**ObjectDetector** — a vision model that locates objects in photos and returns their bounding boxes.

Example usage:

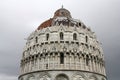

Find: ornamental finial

[61,5,63,8]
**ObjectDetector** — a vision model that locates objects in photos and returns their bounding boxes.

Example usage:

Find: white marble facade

[19,7,107,80]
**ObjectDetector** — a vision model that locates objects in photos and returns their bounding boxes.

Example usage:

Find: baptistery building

[19,7,107,80]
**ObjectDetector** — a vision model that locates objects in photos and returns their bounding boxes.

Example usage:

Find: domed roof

[53,7,72,18]
[37,18,53,30]
[37,7,72,30]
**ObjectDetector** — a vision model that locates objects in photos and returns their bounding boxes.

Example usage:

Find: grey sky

[0,0,120,80]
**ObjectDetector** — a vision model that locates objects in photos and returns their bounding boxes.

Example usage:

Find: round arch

[55,74,69,80]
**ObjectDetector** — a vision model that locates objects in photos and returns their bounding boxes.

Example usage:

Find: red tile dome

[37,7,72,30]
[37,18,53,30]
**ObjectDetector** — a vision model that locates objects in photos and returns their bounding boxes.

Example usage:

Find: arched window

[60,32,64,40]
[85,36,88,43]
[56,74,68,80]
[73,33,77,40]
[35,37,38,43]
[86,55,89,66]
[79,22,81,26]
[60,53,64,64]
[46,64,48,69]
[46,34,49,41]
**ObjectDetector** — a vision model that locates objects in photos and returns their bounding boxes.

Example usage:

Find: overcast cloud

[0,0,120,80]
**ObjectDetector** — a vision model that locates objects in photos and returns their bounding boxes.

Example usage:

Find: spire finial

[61,5,63,8]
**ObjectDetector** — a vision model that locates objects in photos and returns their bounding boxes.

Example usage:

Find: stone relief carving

[39,75,51,80]
[29,77,35,80]
[89,76,97,80]
[52,47,56,52]
[73,75,85,80]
